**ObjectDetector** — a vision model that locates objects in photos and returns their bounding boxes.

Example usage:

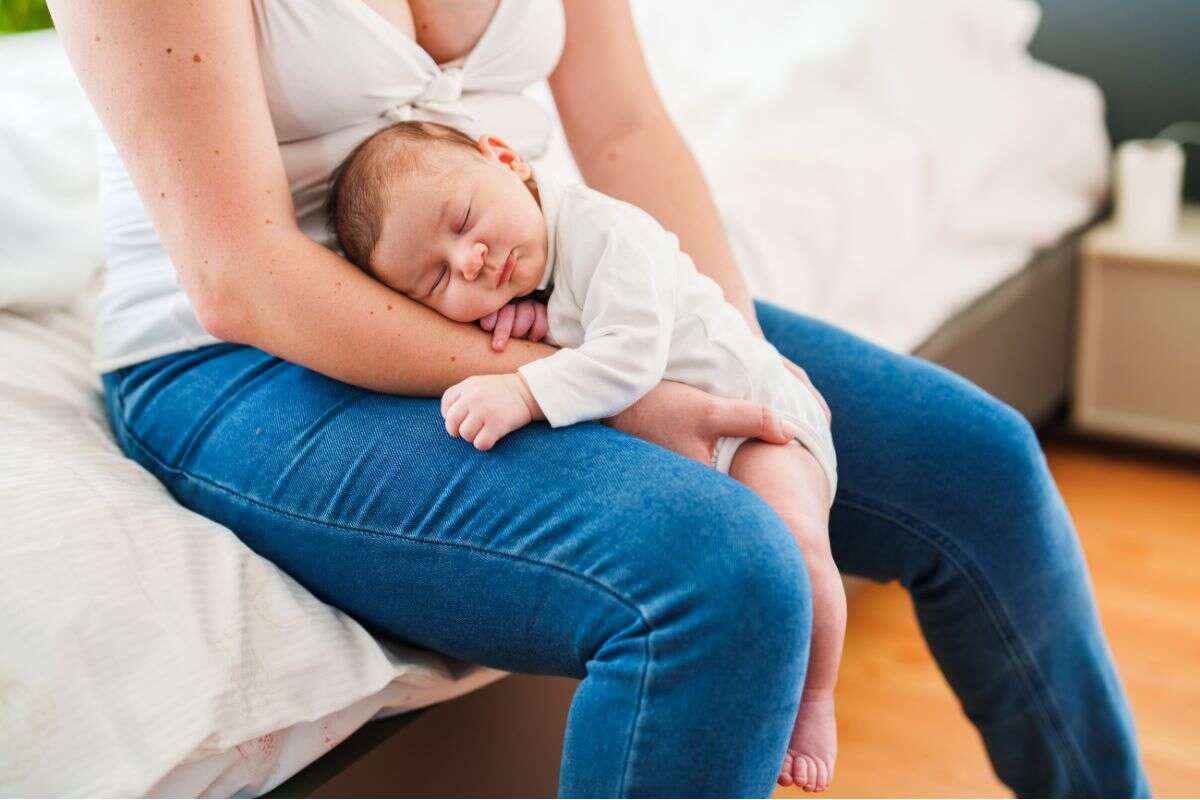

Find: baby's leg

[729,440,846,793]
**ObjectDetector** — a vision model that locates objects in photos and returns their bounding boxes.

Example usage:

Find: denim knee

[656,489,814,679]
[936,391,1081,569]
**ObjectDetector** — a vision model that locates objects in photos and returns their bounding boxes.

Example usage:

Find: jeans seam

[834,488,1100,795]
[110,374,654,796]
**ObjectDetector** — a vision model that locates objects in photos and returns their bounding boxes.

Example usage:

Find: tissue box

[1071,204,1200,453]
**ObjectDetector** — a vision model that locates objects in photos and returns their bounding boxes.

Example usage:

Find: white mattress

[0,2,1108,796]
[0,283,509,797]
[623,0,1109,353]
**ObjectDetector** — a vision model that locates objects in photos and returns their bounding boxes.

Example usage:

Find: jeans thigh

[101,343,806,681]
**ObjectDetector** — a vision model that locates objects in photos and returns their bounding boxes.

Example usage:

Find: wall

[1030,0,1200,200]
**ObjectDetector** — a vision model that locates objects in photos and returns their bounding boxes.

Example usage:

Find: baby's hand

[479,299,549,351]
[441,373,542,451]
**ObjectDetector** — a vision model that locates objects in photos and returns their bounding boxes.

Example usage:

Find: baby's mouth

[497,250,516,288]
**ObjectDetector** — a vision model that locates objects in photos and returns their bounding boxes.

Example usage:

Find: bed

[1,1,1121,795]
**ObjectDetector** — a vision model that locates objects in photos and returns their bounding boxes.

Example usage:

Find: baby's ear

[478,134,532,181]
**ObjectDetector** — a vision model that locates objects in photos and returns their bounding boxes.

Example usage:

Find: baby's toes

[813,756,832,791]
[777,752,795,787]
[791,753,811,791]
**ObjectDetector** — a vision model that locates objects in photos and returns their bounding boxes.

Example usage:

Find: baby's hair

[324,120,481,275]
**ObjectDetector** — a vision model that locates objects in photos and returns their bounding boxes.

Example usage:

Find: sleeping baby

[326,120,844,793]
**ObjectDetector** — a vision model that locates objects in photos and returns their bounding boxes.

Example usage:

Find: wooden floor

[774,434,1200,798]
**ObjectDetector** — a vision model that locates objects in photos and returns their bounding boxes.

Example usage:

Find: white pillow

[0,29,104,312]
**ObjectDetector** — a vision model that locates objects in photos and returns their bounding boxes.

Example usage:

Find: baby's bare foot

[777,688,837,792]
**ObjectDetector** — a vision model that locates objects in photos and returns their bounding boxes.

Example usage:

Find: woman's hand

[479,299,549,352]
[604,380,798,467]
[781,357,832,426]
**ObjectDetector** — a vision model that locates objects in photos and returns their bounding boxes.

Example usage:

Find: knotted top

[87,0,566,370]
[251,0,565,242]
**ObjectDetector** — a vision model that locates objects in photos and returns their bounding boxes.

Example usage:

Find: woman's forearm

[217,233,559,396]
[571,119,763,336]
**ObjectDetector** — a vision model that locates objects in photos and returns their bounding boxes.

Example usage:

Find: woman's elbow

[180,258,251,343]
[194,285,248,343]
[179,235,282,343]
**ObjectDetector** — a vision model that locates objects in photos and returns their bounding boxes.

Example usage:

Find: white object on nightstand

[1071,204,1200,453]
[1113,138,1185,243]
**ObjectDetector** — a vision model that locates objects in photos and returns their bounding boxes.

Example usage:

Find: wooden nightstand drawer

[1072,207,1200,453]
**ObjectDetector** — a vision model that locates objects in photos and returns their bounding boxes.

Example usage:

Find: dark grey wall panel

[1029,0,1200,200]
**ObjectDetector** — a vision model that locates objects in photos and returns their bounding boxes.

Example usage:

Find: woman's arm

[49,0,555,396]
[51,1,799,455]
[549,0,764,337]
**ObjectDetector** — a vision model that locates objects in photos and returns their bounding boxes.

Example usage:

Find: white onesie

[517,170,838,506]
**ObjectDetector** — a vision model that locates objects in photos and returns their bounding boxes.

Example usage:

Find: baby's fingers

[443,397,469,438]
[529,302,549,342]
[459,411,486,443]
[511,301,536,339]
[472,425,501,451]
[491,304,516,352]
[479,310,499,332]
[441,385,462,417]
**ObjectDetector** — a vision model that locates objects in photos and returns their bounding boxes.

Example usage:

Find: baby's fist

[440,373,539,451]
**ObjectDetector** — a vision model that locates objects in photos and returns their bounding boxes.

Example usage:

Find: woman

[51,1,1149,796]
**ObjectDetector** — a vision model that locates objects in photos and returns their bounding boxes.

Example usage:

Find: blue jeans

[100,299,1150,798]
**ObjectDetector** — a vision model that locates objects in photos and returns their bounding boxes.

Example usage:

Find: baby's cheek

[433,296,470,323]
[445,294,496,324]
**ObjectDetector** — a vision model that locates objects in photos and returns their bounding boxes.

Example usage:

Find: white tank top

[89,0,566,373]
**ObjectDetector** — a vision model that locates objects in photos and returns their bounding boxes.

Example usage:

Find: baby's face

[369,143,548,323]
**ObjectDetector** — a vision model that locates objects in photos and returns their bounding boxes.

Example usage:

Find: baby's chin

[470,295,519,323]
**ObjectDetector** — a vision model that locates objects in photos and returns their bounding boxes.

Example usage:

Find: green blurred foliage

[0,0,53,33]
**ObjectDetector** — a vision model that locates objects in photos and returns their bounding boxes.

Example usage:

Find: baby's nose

[461,244,487,280]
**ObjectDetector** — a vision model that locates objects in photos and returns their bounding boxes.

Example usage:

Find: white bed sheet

[0,279,508,798]
[1,1,1109,795]
[630,0,1109,353]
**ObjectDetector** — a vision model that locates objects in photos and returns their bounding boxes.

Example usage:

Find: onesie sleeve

[518,212,677,428]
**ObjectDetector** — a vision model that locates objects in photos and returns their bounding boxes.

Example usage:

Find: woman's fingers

[707,397,794,444]
[490,304,516,351]
[511,300,536,338]
[782,357,832,425]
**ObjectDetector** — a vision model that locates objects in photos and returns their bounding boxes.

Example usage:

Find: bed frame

[266,1,1200,794]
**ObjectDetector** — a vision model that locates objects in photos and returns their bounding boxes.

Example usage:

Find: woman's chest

[254,0,564,173]
[360,0,501,64]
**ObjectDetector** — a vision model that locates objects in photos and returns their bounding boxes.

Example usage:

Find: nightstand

[1071,204,1200,453]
